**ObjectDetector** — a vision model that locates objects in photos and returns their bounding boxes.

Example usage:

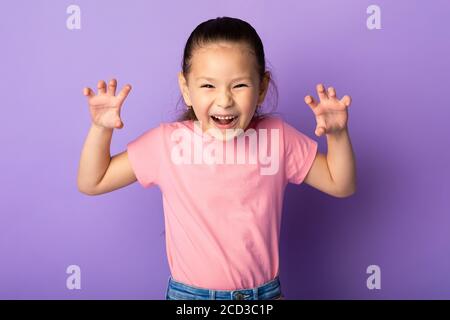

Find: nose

[215,88,233,108]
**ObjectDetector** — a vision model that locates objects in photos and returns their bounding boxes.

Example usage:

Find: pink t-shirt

[127,115,318,290]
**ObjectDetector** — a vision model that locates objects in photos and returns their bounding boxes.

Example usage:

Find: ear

[257,71,270,106]
[178,71,193,106]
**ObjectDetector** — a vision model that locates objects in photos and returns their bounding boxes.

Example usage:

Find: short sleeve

[127,124,163,188]
[283,121,318,185]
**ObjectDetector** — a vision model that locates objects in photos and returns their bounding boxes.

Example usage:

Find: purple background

[1,0,449,299]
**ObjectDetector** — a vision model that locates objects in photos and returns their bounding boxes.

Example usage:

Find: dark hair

[175,16,279,122]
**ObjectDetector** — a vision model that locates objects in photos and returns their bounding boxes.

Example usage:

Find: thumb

[315,126,325,137]
[114,118,124,129]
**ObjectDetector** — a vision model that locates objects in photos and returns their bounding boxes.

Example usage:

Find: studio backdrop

[1,0,449,299]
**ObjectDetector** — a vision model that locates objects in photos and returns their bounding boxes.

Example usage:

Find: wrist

[92,123,114,133]
[326,127,348,140]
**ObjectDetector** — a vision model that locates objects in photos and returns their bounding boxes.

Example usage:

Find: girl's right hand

[83,79,132,129]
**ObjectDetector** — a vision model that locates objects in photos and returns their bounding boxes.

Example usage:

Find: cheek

[242,88,259,100]
[238,91,259,108]
[191,94,211,110]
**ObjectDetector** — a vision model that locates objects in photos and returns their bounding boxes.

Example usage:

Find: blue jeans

[165,276,284,300]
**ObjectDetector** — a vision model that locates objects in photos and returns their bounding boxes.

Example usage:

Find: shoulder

[253,114,285,130]
[136,120,192,138]
[128,121,173,146]
[160,120,194,132]
[253,114,304,140]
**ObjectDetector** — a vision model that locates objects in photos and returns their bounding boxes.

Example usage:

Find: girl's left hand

[304,84,352,137]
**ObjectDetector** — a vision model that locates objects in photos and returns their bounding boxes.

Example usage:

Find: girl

[77,17,356,300]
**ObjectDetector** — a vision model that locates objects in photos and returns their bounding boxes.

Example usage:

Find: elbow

[337,189,356,198]
[77,186,98,196]
[77,180,100,196]
[333,184,357,198]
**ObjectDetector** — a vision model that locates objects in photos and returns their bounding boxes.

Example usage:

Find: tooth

[211,115,237,122]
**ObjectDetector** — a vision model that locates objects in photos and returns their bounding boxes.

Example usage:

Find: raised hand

[83,79,132,129]
[304,84,352,137]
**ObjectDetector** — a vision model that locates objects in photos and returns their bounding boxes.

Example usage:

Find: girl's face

[178,41,269,139]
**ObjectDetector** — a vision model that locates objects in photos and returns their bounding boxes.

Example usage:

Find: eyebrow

[196,76,252,82]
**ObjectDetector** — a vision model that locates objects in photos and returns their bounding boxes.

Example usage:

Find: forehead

[190,41,257,80]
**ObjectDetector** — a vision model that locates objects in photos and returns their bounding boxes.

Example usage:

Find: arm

[325,129,356,196]
[77,78,136,195]
[77,124,136,195]
[303,84,356,198]
[304,129,356,197]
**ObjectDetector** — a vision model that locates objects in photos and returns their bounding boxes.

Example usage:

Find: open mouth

[210,115,239,128]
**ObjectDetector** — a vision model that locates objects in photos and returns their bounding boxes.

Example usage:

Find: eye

[234,84,248,88]
[200,84,214,88]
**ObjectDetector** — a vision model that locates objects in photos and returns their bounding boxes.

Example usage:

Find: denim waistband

[165,276,282,300]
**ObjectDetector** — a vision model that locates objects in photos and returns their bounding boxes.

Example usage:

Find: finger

[83,87,95,98]
[315,126,326,137]
[115,118,124,129]
[97,80,107,95]
[107,78,117,96]
[340,95,352,107]
[117,84,132,105]
[314,117,327,137]
[304,95,318,110]
[316,83,328,101]
[327,86,337,99]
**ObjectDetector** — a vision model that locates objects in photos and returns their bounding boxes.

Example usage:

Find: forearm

[77,124,114,192]
[326,128,357,196]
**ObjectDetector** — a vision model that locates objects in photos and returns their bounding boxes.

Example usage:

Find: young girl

[77,17,356,300]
